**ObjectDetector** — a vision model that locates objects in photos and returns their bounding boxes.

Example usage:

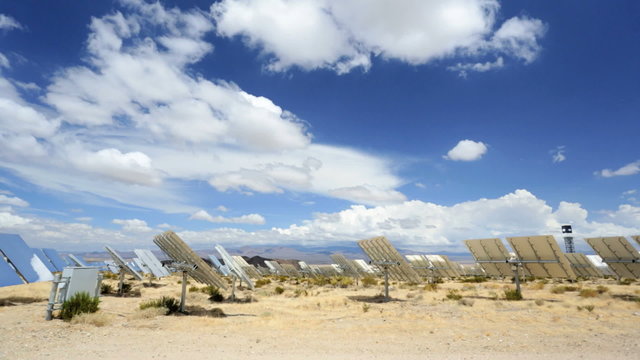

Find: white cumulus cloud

[112,218,152,232]
[444,139,488,161]
[212,0,546,74]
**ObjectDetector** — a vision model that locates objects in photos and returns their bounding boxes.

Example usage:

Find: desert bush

[596,285,609,294]
[120,282,132,294]
[199,286,224,302]
[503,289,523,301]
[328,276,353,288]
[423,283,439,292]
[460,276,487,283]
[446,290,462,300]
[255,278,271,288]
[102,272,118,280]
[188,285,199,293]
[310,276,331,286]
[618,278,633,286]
[528,281,545,290]
[534,299,545,306]
[60,292,100,321]
[584,304,595,312]
[100,283,113,295]
[579,288,599,298]
[551,286,566,294]
[139,296,180,315]
[563,285,579,292]
[488,291,498,300]
[274,286,285,295]
[458,298,474,307]
[277,276,288,282]
[461,284,476,292]
[294,289,308,297]
[361,276,378,287]
[362,303,370,313]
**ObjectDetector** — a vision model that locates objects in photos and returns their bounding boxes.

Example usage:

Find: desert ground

[0,275,638,360]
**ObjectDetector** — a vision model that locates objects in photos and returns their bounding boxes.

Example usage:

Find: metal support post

[512,265,521,296]
[45,273,61,321]
[179,270,188,313]
[231,275,237,301]
[383,266,389,301]
[118,269,125,296]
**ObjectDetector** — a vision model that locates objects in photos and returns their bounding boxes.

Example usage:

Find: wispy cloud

[550,146,566,163]
[596,160,640,178]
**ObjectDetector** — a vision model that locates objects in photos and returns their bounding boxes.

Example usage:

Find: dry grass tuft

[579,288,599,298]
[70,312,113,327]
[0,296,47,306]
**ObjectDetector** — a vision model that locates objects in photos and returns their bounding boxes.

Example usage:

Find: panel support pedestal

[179,270,188,313]
[118,269,125,296]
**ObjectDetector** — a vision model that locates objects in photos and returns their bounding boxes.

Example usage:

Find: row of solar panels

[355,235,640,283]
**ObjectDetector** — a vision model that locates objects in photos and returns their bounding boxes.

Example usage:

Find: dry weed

[70,312,113,327]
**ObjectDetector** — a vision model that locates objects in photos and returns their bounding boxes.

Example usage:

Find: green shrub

[584,305,595,312]
[188,285,199,293]
[311,276,331,286]
[294,289,308,297]
[563,285,579,292]
[60,292,100,321]
[139,296,180,315]
[361,276,378,287]
[446,290,462,300]
[460,276,487,283]
[362,303,370,313]
[579,288,598,298]
[503,289,523,301]
[100,283,113,295]
[550,286,566,294]
[596,285,609,294]
[255,278,271,288]
[274,286,285,295]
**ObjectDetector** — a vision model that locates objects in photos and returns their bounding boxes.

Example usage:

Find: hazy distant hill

[69,245,473,264]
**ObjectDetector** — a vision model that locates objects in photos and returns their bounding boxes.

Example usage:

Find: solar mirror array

[215,244,254,290]
[0,233,54,286]
[358,236,421,300]
[464,238,514,277]
[154,231,228,312]
[330,253,361,279]
[232,255,262,279]
[564,252,603,278]
[506,236,576,279]
[154,231,227,289]
[105,246,144,281]
[208,255,231,276]
[134,249,170,278]
[585,237,640,279]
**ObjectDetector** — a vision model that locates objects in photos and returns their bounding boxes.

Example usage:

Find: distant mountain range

[70,244,474,264]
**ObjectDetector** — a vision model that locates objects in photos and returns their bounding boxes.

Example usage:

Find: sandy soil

[0,276,638,360]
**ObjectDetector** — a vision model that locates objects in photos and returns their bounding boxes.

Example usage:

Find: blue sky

[0,0,638,252]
